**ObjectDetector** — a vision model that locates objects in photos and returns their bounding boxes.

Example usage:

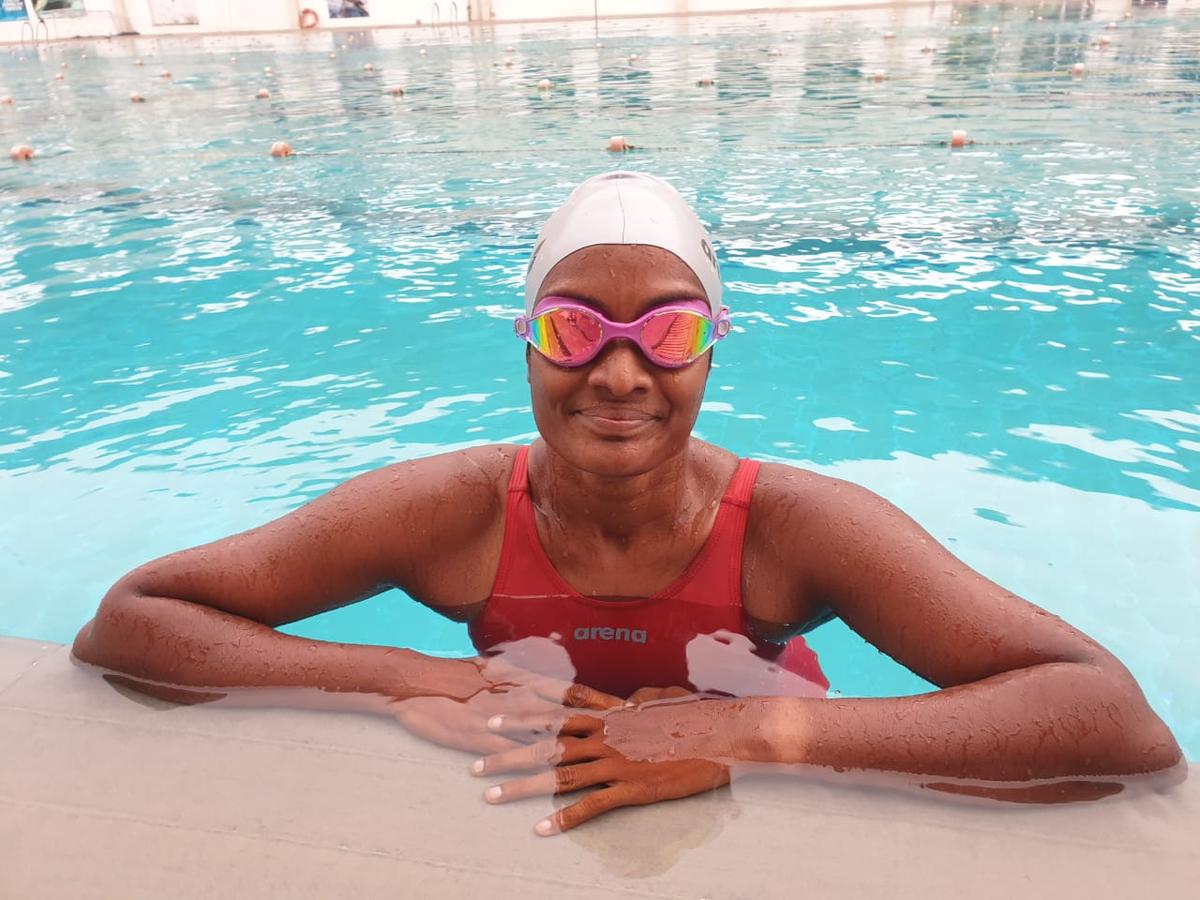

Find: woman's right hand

[386,656,626,755]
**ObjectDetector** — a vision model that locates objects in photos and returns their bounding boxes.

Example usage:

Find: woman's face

[528,244,713,477]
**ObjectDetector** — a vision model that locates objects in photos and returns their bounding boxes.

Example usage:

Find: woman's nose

[586,340,653,395]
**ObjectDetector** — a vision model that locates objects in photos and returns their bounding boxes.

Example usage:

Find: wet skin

[72,245,1183,836]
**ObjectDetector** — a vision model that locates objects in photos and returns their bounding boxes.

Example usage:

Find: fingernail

[535,818,556,836]
[488,715,504,730]
[484,785,503,803]
[472,759,485,775]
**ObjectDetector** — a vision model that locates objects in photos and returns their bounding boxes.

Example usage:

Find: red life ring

[299,8,319,29]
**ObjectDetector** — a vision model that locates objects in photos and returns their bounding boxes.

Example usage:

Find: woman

[72,172,1182,837]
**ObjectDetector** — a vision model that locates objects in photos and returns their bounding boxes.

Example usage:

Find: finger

[462,732,524,755]
[532,679,626,711]
[473,736,600,777]
[392,708,521,755]
[624,691,691,710]
[486,711,601,739]
[484,759,618,804]
[497,669,618,709]
[534,785,639,836]
[626,686,692,704]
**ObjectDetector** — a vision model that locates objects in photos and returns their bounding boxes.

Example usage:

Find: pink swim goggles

[514,298,731,369]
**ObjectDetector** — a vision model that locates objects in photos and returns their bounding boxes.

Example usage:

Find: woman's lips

[576,408,656,433]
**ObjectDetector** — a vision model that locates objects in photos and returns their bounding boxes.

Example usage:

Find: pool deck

[2,635,1197,899]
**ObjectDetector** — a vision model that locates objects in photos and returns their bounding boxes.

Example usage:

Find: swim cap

[524,172,722,315]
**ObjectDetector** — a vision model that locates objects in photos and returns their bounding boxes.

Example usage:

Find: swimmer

[606,135,633,152]
[269,141,293,157]
[72,172,1182,837]
[9,144,33,160]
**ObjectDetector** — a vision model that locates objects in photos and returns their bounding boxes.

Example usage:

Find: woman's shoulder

[375,443,523,512]
[359,444,524,608]
[751,458,869,497]
[381,442,521,476]
[746,459,882,536]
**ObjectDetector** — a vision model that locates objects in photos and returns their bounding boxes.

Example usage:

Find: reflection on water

[557,780,739,878]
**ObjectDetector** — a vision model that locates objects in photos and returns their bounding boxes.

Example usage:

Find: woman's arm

[737,467,1182,781]
[71,446,509,710]
[733,663,1181,782]
[73,590,483,711]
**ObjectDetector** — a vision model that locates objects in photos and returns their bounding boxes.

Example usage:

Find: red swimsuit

[468,446,828,699]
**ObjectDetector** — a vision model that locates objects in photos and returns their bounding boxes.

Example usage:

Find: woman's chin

[561,428,683,477]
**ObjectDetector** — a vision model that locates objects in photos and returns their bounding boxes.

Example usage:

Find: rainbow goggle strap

[514,299,732,369]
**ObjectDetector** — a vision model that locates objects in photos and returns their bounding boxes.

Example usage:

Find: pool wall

[3,635,1197,898]
[0,0,1139,44]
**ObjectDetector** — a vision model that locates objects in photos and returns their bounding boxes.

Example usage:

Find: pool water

[1,4,1197,756]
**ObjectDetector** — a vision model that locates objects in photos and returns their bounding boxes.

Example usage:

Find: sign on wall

[3,0,88,17]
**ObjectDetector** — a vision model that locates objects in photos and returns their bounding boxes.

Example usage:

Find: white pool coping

[2,635,1197,898]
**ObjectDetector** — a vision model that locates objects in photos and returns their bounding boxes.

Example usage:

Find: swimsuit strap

[507,443,531,494]
[487,445,534,598]
[723,456,761,510]
[721,458,761,607]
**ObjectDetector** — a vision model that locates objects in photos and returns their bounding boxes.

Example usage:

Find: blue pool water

[1,4,1197,756]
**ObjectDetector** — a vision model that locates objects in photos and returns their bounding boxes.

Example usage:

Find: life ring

[298,8,319,29]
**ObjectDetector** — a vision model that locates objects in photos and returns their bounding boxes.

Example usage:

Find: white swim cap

[524,171,722,315]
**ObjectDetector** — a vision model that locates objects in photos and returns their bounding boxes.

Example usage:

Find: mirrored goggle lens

[641,310,715,366]
[528,307,604,365]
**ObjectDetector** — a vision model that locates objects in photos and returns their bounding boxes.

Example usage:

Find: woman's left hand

[471,695,743,835]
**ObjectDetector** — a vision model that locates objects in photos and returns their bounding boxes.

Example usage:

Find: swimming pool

[1,3,1197,758]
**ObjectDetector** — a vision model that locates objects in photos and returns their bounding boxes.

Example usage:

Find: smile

[576,410,657,434]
